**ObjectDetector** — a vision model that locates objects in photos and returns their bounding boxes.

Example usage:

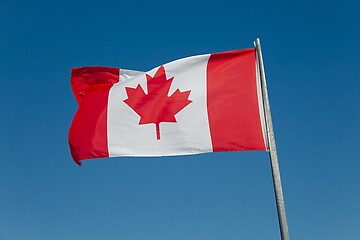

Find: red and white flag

[69,48,268,165]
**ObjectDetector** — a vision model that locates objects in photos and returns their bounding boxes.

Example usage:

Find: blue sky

[1,0,359,239]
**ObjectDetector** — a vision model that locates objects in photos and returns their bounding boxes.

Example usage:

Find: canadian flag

[69,48,268,165]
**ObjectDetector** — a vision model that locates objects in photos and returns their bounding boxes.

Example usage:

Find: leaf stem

[156,123,160,140]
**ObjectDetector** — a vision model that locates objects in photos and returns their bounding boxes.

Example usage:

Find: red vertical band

[69,67,119,165]
[206,49,266,152]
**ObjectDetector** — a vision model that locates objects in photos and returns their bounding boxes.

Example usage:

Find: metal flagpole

[254,38,290,240]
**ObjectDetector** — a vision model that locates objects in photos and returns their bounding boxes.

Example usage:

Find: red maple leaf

[123,66,192,140]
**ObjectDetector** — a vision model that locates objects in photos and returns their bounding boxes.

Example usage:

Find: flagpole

[254,38,290,240]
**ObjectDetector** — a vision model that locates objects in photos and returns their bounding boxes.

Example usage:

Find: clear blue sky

[1,0,359,239]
